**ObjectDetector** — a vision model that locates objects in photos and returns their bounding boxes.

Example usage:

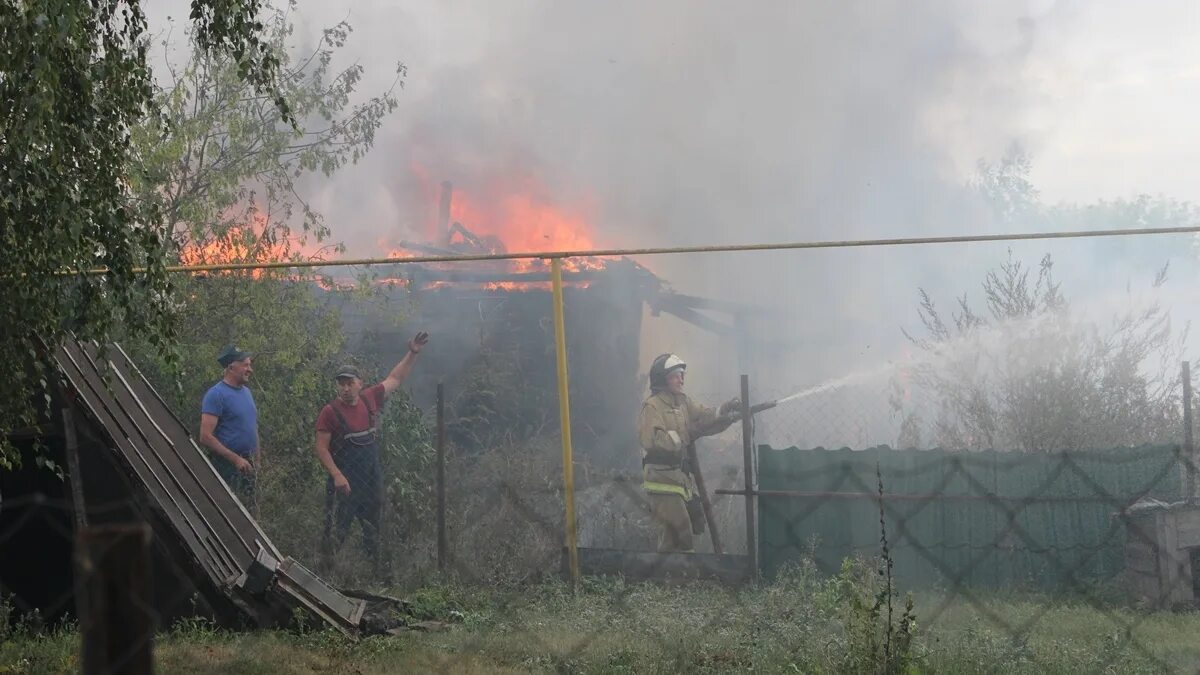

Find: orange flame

[176,211,342,282]
[447,191,597,253]
[383,166,618,291]
[178,213,298,278]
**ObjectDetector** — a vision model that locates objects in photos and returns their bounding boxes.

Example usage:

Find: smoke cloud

[146,1,1200,446]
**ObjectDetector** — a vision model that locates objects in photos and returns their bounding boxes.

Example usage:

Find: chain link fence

[4,247,1200,672]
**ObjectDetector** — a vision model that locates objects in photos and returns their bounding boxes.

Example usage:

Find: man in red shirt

[315,331,429,569]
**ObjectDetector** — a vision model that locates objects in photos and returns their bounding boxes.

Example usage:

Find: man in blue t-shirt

[200,344,260,505]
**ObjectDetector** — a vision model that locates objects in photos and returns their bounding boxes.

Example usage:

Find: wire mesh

[4,245,1200,672]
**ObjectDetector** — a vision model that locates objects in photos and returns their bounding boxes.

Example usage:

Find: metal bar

[739,375,756,580]
[551,259,580,587]
[713,488,1151,505]
[436,381,447,572]
[60,224,1200,275]
[1184,361,1195,501]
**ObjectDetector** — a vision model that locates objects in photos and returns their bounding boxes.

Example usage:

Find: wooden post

[740,374,757,579]
[436,381,447,572]
[62,404,88,530]
[1184,361,1195,502]
[77,523,154,675]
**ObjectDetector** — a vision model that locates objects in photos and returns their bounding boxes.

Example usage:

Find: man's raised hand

[409,331,430,354]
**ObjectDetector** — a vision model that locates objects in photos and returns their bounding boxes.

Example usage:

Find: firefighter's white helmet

[649,353,686,392]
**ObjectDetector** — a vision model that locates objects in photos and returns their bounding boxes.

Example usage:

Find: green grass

[4,568,1200,674]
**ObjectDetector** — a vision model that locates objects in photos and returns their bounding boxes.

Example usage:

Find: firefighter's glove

[666,430,682,448]
[719,397,741,416]
[686,497,706,535]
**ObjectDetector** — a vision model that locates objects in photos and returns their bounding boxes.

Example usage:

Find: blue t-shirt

[201,381,259,457]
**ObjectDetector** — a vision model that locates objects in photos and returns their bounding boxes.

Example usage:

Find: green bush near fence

[757,445,1185,593]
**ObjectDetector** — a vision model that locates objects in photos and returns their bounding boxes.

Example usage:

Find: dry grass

[5,570,1200,674]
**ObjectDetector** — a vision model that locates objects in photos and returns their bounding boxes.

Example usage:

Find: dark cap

[333,364,360,380]
[217,345,252,367]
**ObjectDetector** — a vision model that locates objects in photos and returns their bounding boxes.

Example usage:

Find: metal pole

[713,488,1146,505]
[67,224,1200,276]
[436,381,447,572]
[739,375,757,579]
[551,258,580,586]
[1184,361,1195,501]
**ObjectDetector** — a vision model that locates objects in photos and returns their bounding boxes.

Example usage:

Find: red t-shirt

[316,383,387,436]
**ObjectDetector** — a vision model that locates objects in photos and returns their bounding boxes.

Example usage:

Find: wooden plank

[56,339,367,636]
[56,342,234,582]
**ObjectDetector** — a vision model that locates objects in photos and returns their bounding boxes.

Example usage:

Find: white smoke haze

[143,1,1200,446]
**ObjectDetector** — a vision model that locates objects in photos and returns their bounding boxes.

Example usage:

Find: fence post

[62,402,88,530]
[436,381,447,572]
[740,374,758,580]
[1183,361,1195,502]
[77,523,154,675]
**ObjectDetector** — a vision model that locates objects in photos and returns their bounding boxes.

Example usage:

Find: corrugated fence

[757,445,1185,592]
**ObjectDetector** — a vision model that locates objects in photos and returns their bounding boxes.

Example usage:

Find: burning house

[328,181,750,473]
[337,255,657,471]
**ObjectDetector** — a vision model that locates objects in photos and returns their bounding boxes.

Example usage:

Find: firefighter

[638,353,740,552]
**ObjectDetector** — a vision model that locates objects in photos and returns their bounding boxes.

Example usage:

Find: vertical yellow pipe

[551,257,580,586]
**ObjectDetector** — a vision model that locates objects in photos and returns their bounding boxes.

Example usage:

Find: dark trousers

[324,446,383,563]
[213,454,256,509]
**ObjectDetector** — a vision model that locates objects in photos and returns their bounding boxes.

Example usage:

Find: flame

[402,161,602,253]
[178,213,301,279]
[381,166,619,292]
[447,191,597,254]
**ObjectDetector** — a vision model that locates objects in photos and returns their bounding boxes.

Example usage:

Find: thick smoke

[147,1,1200,447]
[290,3,1072,397]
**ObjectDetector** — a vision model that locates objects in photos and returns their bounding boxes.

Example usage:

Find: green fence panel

[757,445,1184,592]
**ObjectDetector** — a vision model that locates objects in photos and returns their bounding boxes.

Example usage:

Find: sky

[144,1,1200,445]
